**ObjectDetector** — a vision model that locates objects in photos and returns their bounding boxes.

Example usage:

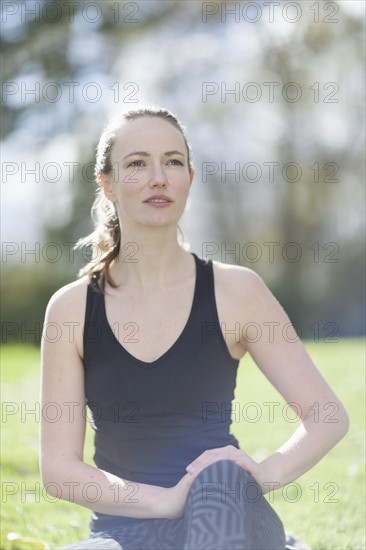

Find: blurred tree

[1,0,364,343]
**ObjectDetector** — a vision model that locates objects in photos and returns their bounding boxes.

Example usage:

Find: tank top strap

[83,274,104,365]
[191,252,220,326]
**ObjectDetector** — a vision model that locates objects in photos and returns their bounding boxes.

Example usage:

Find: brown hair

[74,107,193,293]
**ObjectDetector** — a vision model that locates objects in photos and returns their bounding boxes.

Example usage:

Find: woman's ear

[189,171,195,185]
[98,172,116,203]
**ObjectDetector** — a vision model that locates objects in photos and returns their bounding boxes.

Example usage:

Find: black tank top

[83,252,240,529]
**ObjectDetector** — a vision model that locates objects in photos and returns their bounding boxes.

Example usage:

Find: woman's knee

[189,460,262,502]
[193,459,256,484]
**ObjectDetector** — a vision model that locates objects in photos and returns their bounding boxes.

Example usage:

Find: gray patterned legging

[58,460,286,550]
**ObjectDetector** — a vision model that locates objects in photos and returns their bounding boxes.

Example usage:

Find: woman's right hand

[161,471,199,519]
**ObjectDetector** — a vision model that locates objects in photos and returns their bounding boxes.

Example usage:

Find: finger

[187,457,226,476]
[186,450,220,470]
[187,446,228,465]
[186,460,205,472]
[186,446,243,474]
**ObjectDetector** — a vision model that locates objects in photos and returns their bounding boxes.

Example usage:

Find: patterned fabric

[58,460,286,550]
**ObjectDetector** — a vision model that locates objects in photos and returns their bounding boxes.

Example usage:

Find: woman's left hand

[185,445,262,488]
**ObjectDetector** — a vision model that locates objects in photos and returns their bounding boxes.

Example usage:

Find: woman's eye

[127,160,144,168]
[167,159,184,166]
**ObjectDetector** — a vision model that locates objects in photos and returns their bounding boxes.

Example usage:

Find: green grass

[0,340,365,549]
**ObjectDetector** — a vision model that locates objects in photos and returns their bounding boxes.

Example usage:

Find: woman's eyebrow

[123,151,150,160]
[165,150,185,157]
[123,150,185,160]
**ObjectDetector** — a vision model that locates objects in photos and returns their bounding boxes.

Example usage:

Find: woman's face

[101,116,193,230]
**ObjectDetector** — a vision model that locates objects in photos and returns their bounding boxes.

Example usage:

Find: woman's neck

[109,227,191,291]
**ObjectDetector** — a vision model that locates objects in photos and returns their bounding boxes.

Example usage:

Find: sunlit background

[1,0,365,341]
[1,2,365,549]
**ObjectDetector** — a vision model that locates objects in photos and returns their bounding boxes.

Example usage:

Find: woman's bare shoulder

[211,260,273,323]
[45,276,90,321]
[212,259,264,290]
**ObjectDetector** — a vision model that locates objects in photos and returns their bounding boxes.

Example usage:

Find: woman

[40,107,349,550]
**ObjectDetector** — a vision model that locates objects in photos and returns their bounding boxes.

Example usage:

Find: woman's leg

[182,459,286,550]
[57,518,184,550]
[57,460,288,550]
[57,534,123,549]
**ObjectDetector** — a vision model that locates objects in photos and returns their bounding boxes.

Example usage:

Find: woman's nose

[149,164,168,186]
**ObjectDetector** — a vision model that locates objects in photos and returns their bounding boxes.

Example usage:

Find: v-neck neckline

[100,252,199,368]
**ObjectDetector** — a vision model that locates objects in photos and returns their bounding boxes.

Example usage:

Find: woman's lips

[144,199,172,208]
[143,196,173,207]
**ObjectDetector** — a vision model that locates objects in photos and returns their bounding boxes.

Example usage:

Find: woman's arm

[186,267,349,494]
[40,282,187,518]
